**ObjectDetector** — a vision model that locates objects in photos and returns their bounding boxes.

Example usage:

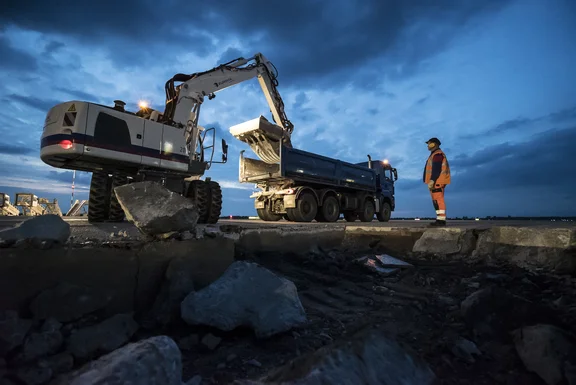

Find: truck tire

[287,192,317,222]
[206,180,222,224]
[377,202,392,222]
[108,174,129,222]
[343,211,357,222]
[316,195,340,222]
[358,199,375,222]
[257,207,282,221]
[88,171,112,222]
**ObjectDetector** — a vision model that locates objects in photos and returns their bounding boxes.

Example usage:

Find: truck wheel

[316,195,340,222]
[288,192,317,222]
[377,202,392,222]
[88,171,112,223]
[343,211,357,222]
[206,181,222,224]
[108,174,129,222]
[257,207,282,221]
[358,199,375,222]
[188,180,210,223]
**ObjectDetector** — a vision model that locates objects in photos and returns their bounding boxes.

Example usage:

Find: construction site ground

[1,216,575,384]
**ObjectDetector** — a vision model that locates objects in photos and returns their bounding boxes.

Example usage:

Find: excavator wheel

[206,180,223,224]
[188,180,210,223]
[88,171,112,223]
[108,174,130,222]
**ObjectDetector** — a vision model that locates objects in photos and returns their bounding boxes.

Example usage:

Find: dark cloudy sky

[1,0,575,218]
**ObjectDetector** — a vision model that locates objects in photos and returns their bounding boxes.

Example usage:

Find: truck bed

[239,145,376,191]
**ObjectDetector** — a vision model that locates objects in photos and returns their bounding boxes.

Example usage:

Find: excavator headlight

[59,140,73,150]
[383,159,389,164]
[138,100,149,109]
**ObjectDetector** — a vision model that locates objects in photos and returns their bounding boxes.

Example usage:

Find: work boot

[428,220,446,227]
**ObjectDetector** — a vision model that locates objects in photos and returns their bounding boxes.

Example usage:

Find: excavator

[40,53,294,223]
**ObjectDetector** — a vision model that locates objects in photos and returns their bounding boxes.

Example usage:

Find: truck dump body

[240,145,376,191]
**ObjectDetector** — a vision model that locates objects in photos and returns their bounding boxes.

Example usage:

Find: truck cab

[355,159,398,221]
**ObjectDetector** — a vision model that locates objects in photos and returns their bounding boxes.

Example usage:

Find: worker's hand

[428,180,435,190]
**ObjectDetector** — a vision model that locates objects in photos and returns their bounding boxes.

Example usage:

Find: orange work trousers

[430,184,446,221]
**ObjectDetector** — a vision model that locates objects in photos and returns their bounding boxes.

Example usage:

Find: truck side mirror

[392,168,398,181]
[222,139,228,162]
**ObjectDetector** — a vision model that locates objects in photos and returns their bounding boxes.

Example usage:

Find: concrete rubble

[0,215,70,248]
[412,228,476,256]
[114,181,199,236]
[513,324,576,385]
[181,261,307,338]
[234,328,436,385]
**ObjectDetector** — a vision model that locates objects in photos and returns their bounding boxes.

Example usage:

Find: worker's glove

[428,180,435,190]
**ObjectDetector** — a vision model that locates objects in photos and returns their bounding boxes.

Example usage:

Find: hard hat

[426,137,441,146]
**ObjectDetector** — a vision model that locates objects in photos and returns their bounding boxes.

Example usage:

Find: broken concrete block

[14,364,53,385]
[0,310,32,356]
[0,215,70,247]
[29,282,112,323]
[413,228,476,256]
[513,324,576,385]
[21,321,64,362]
[38,353,74,377]
[51,336,182,385]
[235,328,435,385]
[66,313,139,360]
[114,181,199,236]
[181,261,307,338]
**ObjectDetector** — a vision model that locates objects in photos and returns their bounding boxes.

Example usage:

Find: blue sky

[1,0,575,217]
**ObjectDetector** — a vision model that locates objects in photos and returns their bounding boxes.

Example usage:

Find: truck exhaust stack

[229,116,293,164]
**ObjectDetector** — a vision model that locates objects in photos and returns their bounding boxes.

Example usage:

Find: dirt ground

[146,247,576,385]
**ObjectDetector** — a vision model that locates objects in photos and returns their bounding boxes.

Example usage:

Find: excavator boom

[162,53,293,164]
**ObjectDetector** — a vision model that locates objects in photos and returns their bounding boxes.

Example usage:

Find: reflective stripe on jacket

[423,149,451,185]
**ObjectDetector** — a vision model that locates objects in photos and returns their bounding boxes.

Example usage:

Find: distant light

[475,218,480,221]
[229,215,232,219]
[138,100,149,109]
[383,159,389,164]
[59,140,73,149]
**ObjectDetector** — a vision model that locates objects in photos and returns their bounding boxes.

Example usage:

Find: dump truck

[0,193,20,216]
[235,120,398,223]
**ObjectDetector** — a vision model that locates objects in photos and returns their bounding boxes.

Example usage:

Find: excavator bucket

[229,115,292,164]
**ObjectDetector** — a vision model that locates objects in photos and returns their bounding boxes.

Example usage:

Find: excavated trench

[0,221,575,384]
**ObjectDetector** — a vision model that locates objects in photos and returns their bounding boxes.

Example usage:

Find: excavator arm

[162,53,293,163]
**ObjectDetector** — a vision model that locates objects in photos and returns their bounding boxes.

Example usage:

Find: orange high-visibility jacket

[423,149,451,185]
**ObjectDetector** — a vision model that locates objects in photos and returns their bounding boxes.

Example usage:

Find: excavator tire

[88,171,112,223]
[188,180,210,223]
[206,180,223,224]
[108,174,129,222]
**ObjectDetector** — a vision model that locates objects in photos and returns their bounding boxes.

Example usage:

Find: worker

[423,137,451,226]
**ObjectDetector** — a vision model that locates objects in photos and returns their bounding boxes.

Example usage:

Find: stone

[0,215,70,247]
[201,334,221,351]
[181,261,307,338]
[451,337,482,364]
[412,228,476,256]
[0,310,32,356]
[142,257,196,328]
[114,181,199,236]
[51,336,182,385]
[66,313,139,360]
[177,334,199,351]
[14,364,53,385]
[185,375,202,385]
[235,328,435,385]
[29,282,112,323]
[21,324,63,362]
[460,287,555,339]
[513,324,576,385]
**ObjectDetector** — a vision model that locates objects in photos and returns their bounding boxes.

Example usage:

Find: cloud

[6,94,63,112]
[0,36,37,72]
[0,144,34,155]
[218,180,254,191]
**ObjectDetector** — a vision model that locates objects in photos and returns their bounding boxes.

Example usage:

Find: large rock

[51,336,182,385]
[0,215,70,247]
[21,319,63,362]
[474,226,576,274]
[460,287,554,339]
[114,181,199,236]
[66,313,139,360]
[236,327,435,385]
[29,282,112,323]
[0,311,32,356]
[412,228,476,256]
[181,261,307,338]
[513,324,576,385]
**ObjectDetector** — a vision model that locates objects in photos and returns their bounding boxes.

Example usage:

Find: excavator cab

[229,115,292,164]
